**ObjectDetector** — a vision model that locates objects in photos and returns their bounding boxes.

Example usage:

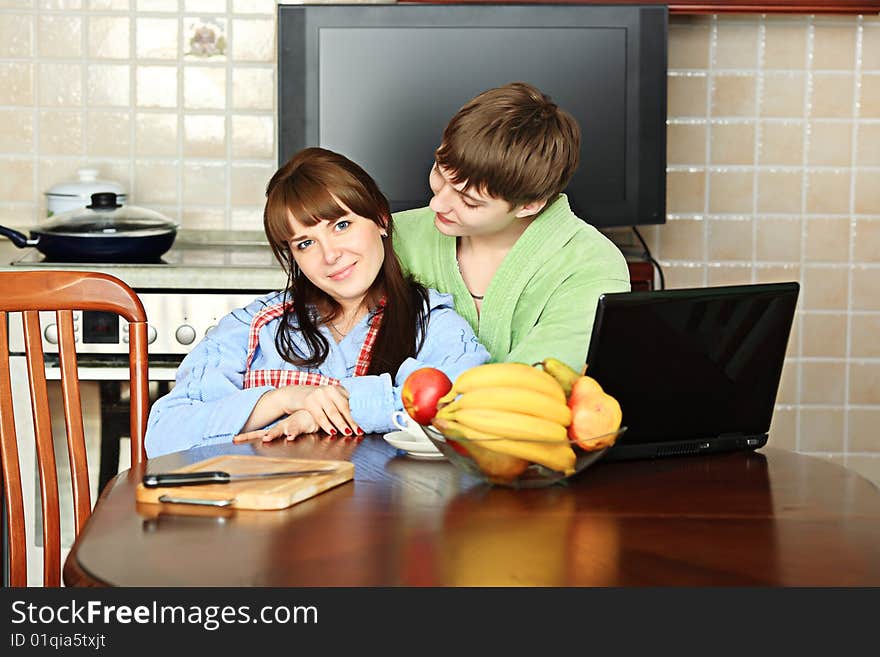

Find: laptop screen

[585,283,799,447]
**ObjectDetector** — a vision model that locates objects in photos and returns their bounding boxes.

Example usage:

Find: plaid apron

[243,299,385,389]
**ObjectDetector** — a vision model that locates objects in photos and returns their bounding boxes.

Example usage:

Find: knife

[142,468,338,488]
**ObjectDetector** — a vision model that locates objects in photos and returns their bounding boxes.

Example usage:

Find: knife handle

[142,471,231,488]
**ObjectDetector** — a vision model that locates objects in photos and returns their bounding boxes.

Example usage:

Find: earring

[380,232,388,238]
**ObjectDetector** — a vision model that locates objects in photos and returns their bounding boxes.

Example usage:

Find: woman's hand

[283,384,362,437]
[233,409,318,443]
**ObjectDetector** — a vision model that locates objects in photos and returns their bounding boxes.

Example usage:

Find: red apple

[402,368,453,425]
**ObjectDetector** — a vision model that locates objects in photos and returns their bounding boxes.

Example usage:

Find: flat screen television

[278,4,667,228]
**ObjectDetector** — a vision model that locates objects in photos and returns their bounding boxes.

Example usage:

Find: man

[393,82,630,371]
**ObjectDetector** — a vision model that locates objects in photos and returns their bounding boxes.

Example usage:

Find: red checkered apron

[242,299,385,389]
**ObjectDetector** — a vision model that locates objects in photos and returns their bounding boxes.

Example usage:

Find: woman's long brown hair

[263,147,429,376]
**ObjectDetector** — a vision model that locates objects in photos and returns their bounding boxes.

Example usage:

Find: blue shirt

[145,289,489,457]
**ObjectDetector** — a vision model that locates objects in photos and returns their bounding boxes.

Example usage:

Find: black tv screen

[278,4,667,228]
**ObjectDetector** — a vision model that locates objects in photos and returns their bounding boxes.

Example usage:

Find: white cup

[391,410,429,442]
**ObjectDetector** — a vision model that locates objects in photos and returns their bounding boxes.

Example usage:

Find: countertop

[0,230,288,292]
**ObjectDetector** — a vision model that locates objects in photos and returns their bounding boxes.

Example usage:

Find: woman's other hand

[284,384,362,437]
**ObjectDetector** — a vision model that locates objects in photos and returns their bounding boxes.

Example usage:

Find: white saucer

[382,430,445,460]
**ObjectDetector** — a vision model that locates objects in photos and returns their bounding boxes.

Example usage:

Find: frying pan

[0,193,178,262]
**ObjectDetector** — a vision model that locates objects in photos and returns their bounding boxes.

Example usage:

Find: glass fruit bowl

[421,424,627,489]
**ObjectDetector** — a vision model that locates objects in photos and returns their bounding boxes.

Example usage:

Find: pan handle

[0,225,39,248]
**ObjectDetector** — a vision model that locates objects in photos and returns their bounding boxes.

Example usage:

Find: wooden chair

[0,271,149,586]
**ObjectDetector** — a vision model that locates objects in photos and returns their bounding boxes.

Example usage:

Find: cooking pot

[0,193,178,262]
[45,168,127,218]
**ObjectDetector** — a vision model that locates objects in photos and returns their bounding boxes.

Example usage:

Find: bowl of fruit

[402,360,626,489]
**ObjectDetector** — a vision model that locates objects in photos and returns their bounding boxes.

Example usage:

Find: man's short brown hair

[435,82,581,208]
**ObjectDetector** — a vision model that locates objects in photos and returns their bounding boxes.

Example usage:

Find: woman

[145,148,488,458]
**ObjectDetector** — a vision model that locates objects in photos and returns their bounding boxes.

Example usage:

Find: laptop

[585,282,799,462]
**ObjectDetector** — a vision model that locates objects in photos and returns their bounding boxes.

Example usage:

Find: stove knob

[44,324,58,344]
[205,325,216,336]
[175,324,196,345]
[147,325,157,344]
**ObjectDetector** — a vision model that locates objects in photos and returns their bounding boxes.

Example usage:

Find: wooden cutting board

[135,454,354,510]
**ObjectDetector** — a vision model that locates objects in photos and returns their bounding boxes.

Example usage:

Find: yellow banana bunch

[436,407,568,443]
[435,418,576,475]
[439,386,572,426]
[438,362,566,405]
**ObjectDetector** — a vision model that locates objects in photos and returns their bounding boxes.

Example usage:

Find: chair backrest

[0,270,149,586]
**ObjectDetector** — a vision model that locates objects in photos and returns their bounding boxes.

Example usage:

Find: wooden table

[64,438,880,586]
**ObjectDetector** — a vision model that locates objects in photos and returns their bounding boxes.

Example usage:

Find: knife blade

[142,468,338,488]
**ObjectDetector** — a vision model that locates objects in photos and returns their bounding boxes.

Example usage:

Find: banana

[438,362,566,404]
[536,357,581,397]
[441,386,572,426]
[434,418,576,475]
[437,407,568,443]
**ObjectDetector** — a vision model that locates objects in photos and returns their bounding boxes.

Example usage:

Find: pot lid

[42,192,179,236]
[45,168,127,199]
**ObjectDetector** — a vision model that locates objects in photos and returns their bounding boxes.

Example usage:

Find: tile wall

[0,5,877,485]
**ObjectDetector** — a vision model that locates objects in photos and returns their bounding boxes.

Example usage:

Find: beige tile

[140,0,177,10]
[231,115,274,159]
[232,18,275,62]
[756,217,801,262]
[853,219,880,263]
[183,115,226,158]
[848,409,880,452]
[849,362,880,405]
[760,73,805,118]
[763,21,808,70]
[38,63,82,107]
[0,158,33,202]
[706,264,752,286]
[87,64,130,107]
[40,0,82,6]
[708,218,752,261]
[863,26,880,71]
[754,264,801,285]
[183,162,226,204]
[0,14,32,57]
[807,121,852,166]
[38,110,82,155]
[768,407,796,451]
[86,111,129,156]
[662,263,704,288]
[667,75,708,118]
[38,159,88,202]
[181,207,225,230]
[37,15,81,58]
[854,171,880,214]
[136,18,178,59]
[666,123,706,165]
[805,170,851,214]
[851,267,880,311]
[90,0,130,8]
[844,456,880,489]
[810,73,854,118]
[851,314,880,358]
[802,265,848,310]
[812,24,857,70]
[136,66,177,108]
[710,122,755,165]
[804,218,850,262]
[657,218,705,261]
[759,122,804,165]
[0,0,35,7]
[230,163,273,206]
[0,63,34,105]
[184,67,226,110]
[87,16,130,59]
[801,312,846,358]
[799,408,845,452]
[776,360,798,404]
[714,22,758,69]
[859,73,880,119]
[230,208,263,230]
[800,361,846,404]
[0,204,37,228]
[711,74,756,117]
[708,171,753,214]
[133,160,178,205]
[0,109,34,153]
[135,112,177,156]
[232,67,274,111]
[233,0,276,13]
[856,123,880,166]
[184,0,224,11]
[666,169,706,214]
